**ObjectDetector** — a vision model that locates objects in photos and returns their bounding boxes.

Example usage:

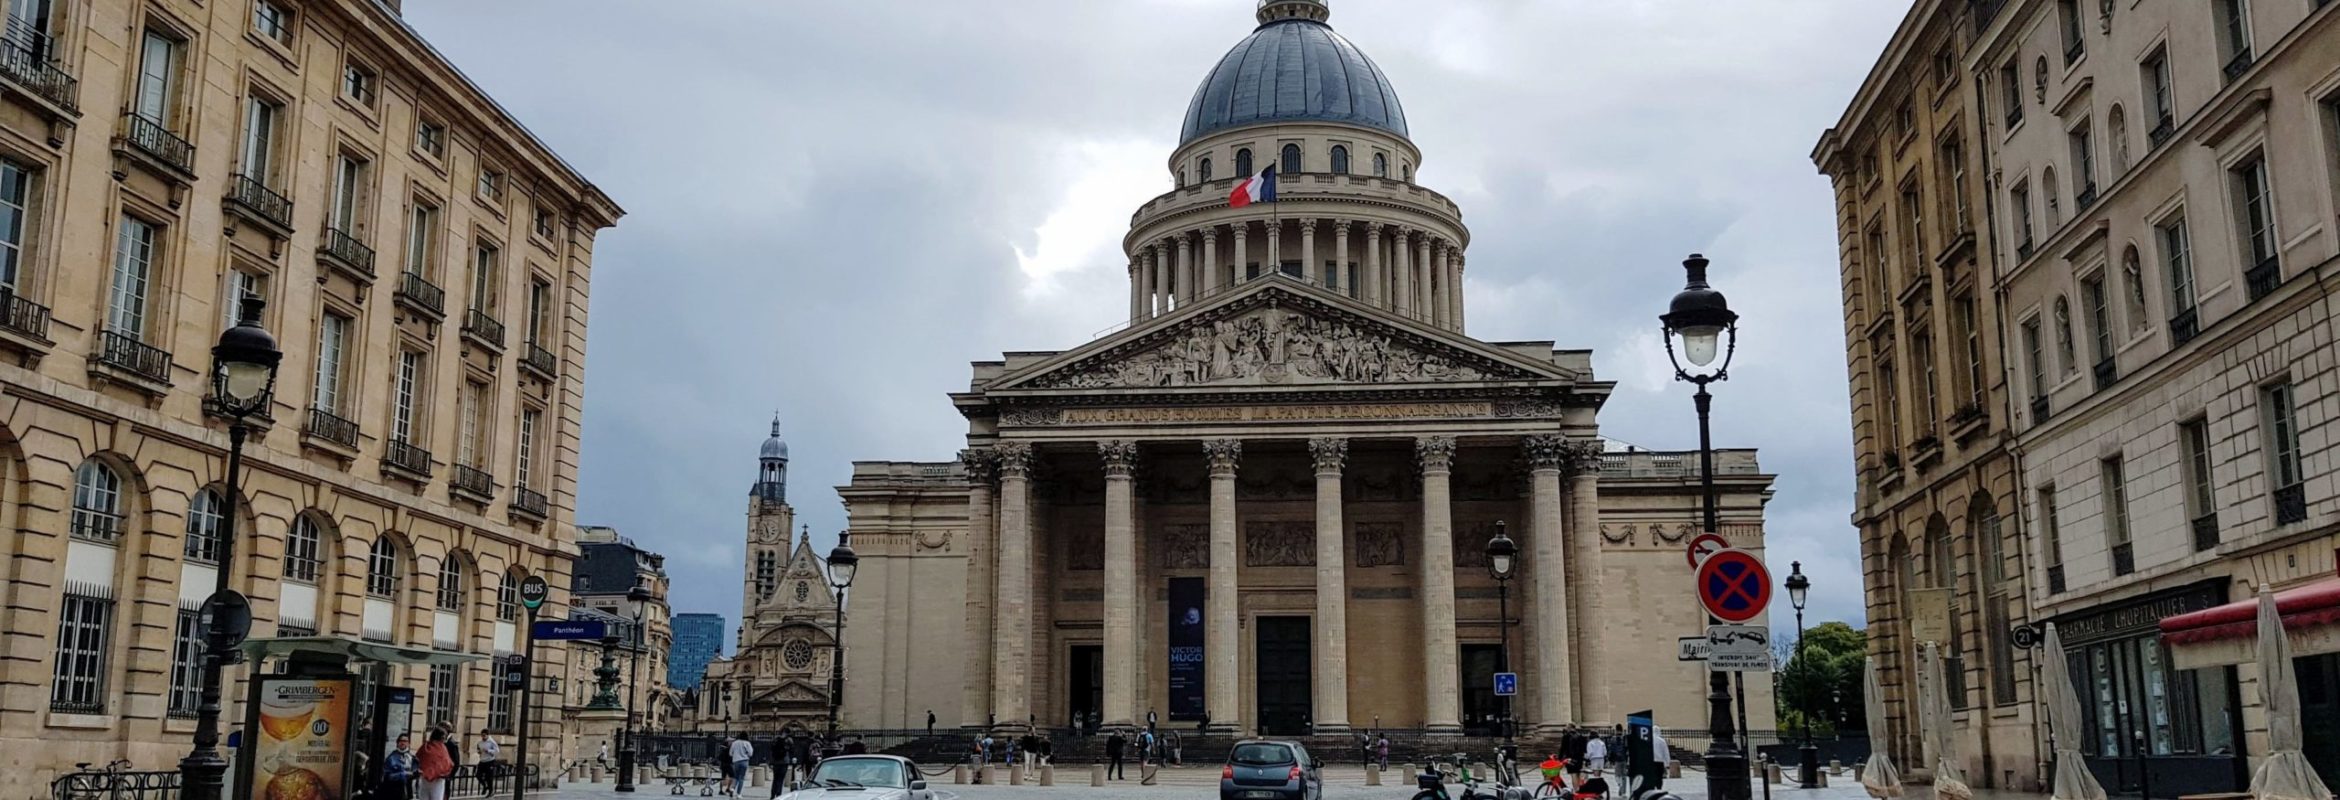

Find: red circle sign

[1686,533,1730,568]
[1696,549,1773,624]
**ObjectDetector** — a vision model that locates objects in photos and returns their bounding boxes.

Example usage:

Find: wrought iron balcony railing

[2245,256,2282,301]
[0,31,75,112]
[304,406,359,449]
[2074,182,2098,211]
[2110,542,2134,576]
[512,486,548,519]
[397,271,445,317]
[2275,484,2308,525]
[2223,48,2255,83]
[94,329,171,384]
[521,341,557,377]
[2047,564,2066,594]
[384,438,432,476]
[452,463,496,499]
[227,174,294,232]
[2148,118,2174,148]
[321,227,377,279]
[122,113,194,175]
[2169,307,2200,346]
[0,286,50,341]
[2190,512,2219,551]
[2029,395,2050,423]
[2092,357,2118,391]
[463,308,506,349]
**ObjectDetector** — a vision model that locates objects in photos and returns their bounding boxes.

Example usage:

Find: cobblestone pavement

[551,766,2030,800]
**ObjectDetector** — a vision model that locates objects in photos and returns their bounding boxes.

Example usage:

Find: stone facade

[0,0,619,793]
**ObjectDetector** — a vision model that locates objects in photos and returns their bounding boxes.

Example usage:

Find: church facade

[836,0,1777,739]
[693,420,840,732]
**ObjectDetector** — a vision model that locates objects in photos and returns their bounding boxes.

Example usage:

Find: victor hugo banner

[1168,576,1205,720]
[247,676,355,800]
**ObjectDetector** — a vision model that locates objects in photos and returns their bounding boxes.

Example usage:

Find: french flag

[1228,165,1277,208]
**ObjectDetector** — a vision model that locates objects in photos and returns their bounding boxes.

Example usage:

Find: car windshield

[1230,743,1293,766]
[808,757,906,788]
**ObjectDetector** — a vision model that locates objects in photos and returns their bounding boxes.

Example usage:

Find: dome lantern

[1257,0,1330,24]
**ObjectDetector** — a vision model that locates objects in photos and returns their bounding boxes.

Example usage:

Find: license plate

[1243,792,1281,799]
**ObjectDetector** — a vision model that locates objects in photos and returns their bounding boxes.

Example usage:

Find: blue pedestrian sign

[1493,672,1518,697]
[530,620,608,641]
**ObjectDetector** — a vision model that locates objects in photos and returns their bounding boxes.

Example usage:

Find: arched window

[184,488,225,563]
[70,460,123,543]
[1234,147,1253,177]
[2107,105,2130,174]
[2053,296,2077,375]
[1402,163,1413,182]
[1198,157,1213,182]
[1888,533,1916,764]
[367,537,401,598]
[1373,153,1388,177]
[285,516,323,582]
[436,554,466,611]
[497,571,520,621]
[1925,515,1968,710]
[1176,169,1186,188]
[1280,143,1302,175]
[1330,145,1350,174]
[2121,246,2148,332]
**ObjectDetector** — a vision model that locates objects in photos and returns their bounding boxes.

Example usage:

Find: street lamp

[1659,253,1748,800]
[825,534,859,749]
[616,585,653,792]
[1786,561,1817,788]
[1484,521,1518,747]
[180,297,282,800]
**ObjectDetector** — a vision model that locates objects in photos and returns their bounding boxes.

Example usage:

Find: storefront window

[2091,644,2119,757]
[2141,642,2173,754]
[2188,666,2236,755]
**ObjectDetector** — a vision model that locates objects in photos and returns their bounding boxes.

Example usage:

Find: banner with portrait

[246,676,354,800]
[1167,577,1205,720]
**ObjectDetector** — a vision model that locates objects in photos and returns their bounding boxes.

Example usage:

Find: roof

[1180,17,1408,146]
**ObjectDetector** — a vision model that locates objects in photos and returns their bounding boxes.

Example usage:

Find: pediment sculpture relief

[1027,306,1524,389]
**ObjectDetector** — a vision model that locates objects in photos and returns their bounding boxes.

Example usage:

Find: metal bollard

[1855,764,1866,782]
[1091,764,1106,786]
[1367,764,1381,786]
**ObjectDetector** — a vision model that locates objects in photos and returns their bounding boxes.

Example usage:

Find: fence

[636,730,932,768]
[49,769,177,800]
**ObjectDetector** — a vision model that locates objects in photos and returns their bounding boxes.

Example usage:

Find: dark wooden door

[1461,644,1501,736]
[1255,617,1312,736]
[1070,645,1102,730]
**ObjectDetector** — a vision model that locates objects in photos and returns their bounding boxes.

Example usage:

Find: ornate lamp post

[588,635,624,710]
[616,585,653,792]
[180,298,282,800]
[1484,521,1519,746]
[1659,253,1748,800]
[1786,562,1817,788]
[824,535,859,748]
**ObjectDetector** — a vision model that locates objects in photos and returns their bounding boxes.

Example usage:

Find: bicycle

[54,760,136,800]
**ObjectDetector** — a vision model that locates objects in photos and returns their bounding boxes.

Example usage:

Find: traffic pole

[515,604,537,800]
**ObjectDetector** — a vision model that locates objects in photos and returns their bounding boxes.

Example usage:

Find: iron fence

[49,767,177,800]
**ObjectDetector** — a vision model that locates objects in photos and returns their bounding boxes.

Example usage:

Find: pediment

[990,279,1572,393]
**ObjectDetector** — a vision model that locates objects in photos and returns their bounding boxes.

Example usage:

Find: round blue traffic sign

[1695,549,1772,624]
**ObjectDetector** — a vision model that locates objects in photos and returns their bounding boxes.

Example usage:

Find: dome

[1179,5,1409,147]
[760,417,788,460]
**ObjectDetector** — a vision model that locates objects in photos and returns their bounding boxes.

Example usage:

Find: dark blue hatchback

[1219,740,1322,800]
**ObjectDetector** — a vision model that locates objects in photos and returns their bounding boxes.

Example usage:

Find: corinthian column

[1202,228,1221,296]
[1333,222,1352,297]
[1175,235,1195,306]
[990,442,1035,731]
[1522,435,1572,730]
[1310,437,1351,733]
[1299,219,1318,287]
[1393,230,1414,318]
[1127,258,1143,323]
[1233,225,1249,285]
[1431,242,1453,329]
[1566,441,1611,723]
[959,450,999,728]
[1416,236,1434,320]
[1264,220,1283,275]
[1452,252,1467,331]
[1100,440,1139,728]
[1363,223,1384,306]
[1417,435,1461,735]
[1204,439,1243,734]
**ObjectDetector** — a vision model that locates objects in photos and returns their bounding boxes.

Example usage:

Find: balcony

[225,174,294,236]
[451,464,496,503]
[2047,564,2066,594]
[1949,402,1988,440]
[2092,356,2119,391]
[2190,512,2219,551]
[2016,239,2035,261]
[2169,307,2200,346]
[2245,256,2282,301]
[319,227,377,282]
[0,32,76,113]
[2063,39,2084,66]
[91,329,171,386]
[383,438,432,478]
[302,406,360,450]
[395,272,445,319]
[0,286,51,343]
[2223,48,2255,83]
[462,308,506,351]
[2276,484,2307,525]
[2005,105,2024,131]
[2029,394,2050,423]
[2110,542,2134,576]
[511,486,548,521]
[2074,182,2098,211]
[520,341,557,379]
[2148,118,2175,148]
[120,113,195,177]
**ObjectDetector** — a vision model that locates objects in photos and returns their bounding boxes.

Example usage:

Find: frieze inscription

[1036,402,1495,426]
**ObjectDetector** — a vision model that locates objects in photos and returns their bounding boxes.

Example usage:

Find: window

[185,488,224,563]
[2159,216,2195,314]
[50,591,113,714]
[110,215,156,337]
[1330,145,1349,174]
[252,0,292,44]
[392,351,422,443]
[240,96,281,184]
[70,460,122,543]
[2069,124,2097,205]
[2011,181,2035,254]
[1913,327,1939,426]
[2143,49,2174,139]
[366,537,400,598]
[525,280,550,344]
[6,0,56,60]
[2180,418,2217,549]
[459,380,488,468]
[1941,137,1971,233]
[1901,183,1925,269]
[2082,275,2110,370]
[1372,152,1387,177]
[427,663,457,724]
[329,155,368,234]
[1279,143,1301,174]
[1877,357,1901,453]
[486,660,513,732]
[496,572,519,621]
[313,312,349,412]
[168,609,201,718]
[2102,456,2132,575]
[2054,298,2077,376]
[2216,0,2254,79]
[135,29,181,126]
[1924,522,1968,709]
[415,119,446,159]
[342,61,376,106]
[405,202,439,278]
[2022,318,2046,402]
[532,205,555,240]
[2058,0,2085,63]
[1865,222,1889,311]
[1197,157,1212,182]
[224,269,267,331]
[2121,250,2148,333]
[2264,381,2304,523]
[2000,60,2025,127]
[476,169,503,202]
[1933,47,1955,89]
[1957,297,1984,409]
[436,556,464,611]
[516,408,540,490]
[1234,148,1253,177]
[0,158,29,291]
[285,515,322,583]
[1894,101,1913,143]
[2041,485,2066,592]
[2233,155,2276,280]
[1402,164,1411,182]
[1974,498,2017,705]
[470,241,499,312]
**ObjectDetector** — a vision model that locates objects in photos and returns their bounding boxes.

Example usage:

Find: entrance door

[1255,617,1311,736]
[1460,644,1502,736]
[2299,653,2340,790]
[1070,645,1102,731]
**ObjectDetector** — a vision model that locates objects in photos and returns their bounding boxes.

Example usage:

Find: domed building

[835,0,1777,741]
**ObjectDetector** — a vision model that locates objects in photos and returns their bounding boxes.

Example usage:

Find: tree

[1776,621,1865,736]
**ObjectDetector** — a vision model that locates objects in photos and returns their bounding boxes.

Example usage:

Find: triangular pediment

[990,278,1574,392]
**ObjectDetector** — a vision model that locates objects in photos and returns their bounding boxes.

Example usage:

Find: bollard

[1766,763,1783,785]
[1040,765,1054,786]
[1819,771,1830,788]
[954,765,968,784]
[1855,764,1866,782]
[589,764,603,783]
[1831,759,1844,775]
[1091,764,1106,787]
[1669,761,1683,779]
[1009,764,1025,785]
[983,765,1000,785]
[1367,763,1381,786]
[751,766,766,788]
[1141,762,1160,786]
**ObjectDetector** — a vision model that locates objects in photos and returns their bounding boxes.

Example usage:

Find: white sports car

[777,754,935,799]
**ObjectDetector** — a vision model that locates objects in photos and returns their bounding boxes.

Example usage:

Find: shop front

[2161,575,2340,793]
[2053,579,2243,797]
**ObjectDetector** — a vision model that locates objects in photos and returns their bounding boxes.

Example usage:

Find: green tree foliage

[1776,621,1866,736]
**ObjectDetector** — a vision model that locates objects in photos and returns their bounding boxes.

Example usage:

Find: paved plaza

[552,767,2023,800]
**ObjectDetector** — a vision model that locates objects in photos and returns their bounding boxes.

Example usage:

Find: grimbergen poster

[249,677,353,800]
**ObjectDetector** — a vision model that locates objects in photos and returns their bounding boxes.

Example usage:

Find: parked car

[1220,739,1323,800]
[777,754,933,799]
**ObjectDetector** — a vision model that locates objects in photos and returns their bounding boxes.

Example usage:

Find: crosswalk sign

[1493,672,1518,697]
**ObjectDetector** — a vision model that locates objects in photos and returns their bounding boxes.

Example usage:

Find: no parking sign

[1695,549,1771,624]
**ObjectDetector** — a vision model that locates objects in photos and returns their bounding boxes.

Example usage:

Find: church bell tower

[744,416,795,633]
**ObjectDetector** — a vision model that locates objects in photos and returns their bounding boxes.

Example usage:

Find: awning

[237,635,489,666]
[2160,577,2340,669]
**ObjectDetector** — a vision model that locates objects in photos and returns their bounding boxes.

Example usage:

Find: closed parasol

[1923,642,1972,800]
[1862,656,1902,798]
[2250,585,2332,800]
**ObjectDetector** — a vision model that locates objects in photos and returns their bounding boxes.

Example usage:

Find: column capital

[1201,227,1220,244]
[958,449,1000,485]
[1098,440,1139,477]
[1563,440,1606,476]
[1364,221,1384,237]
[1263,219,1282,234]
[1308,437,1348,476]
[1204,439,1243,476]
[1415,435,1455,474]
[1521,434,1568,472]
[1232,225,1248,241]
[995,442,1035,477]
[1297,218,1317,233]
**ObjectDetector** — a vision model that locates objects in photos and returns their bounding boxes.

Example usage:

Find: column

[1451,252,1467,331]
[1416,236,1434,321]
[959,451,999,727]
[1099,440,1139,728]
[1364,223,1384,307]
[1566,441,1610,723]
[1431,242,1452,329]
[1309,437,1351,733]
[1333,222,1352,298]
[990,442,1035,731]
[1417,435,1461,735]
[1299,219,1318,286]
[1204,439,1243,734]
[1176,235,1195,306]
[1264,220,1282,275]
[1392,229,1414,318]
[1233,224,1250,285]
[1522,435,1572,730]
[1202,228,1221,296]
[1145,245,1164,318]
[1127,257,1143,323]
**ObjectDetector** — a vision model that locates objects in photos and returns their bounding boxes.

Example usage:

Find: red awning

[2160,577,2340,645]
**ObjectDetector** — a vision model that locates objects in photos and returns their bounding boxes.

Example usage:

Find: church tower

[744,416,795,633]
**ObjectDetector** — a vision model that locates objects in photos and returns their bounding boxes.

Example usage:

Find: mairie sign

[530,620,608,641]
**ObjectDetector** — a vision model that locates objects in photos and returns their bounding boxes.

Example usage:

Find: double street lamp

[1485,522,1518,745]
[181,298,283,800]
[824,535,860,747]
[1786,562,1817,788]
[616,585,653,792]
[1660,254,1749,800]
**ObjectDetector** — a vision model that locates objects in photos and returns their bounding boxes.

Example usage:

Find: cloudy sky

[404,0,1908,646]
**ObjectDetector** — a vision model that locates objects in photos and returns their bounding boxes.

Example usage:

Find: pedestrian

[843,736,868,756]
[728,733,753,796]
[1105,730,1127,780]
[1584,728,1608,776]
[1562,726,1587,778]
[1039,735,1054,767]
[926,709,936,737]
[475,733,501,794]
[598,740,610,769]
[979,732,993,765]
[792,734,815,784]
[382,734,416,800]
[1138,727,1155,766]
[1003,735,1017,769]
[418,729,454,800]
[1375,734,1390,771]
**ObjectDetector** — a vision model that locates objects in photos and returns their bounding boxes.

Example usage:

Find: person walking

[381,734,417,800]
[1584,729,1608,777]
[926,710,936,738]
[475,733,501,795]
[1105,730,1127,780]
[1137,727,1155,767]
[728,733,753,796]
[417,729,454,800]
[1375,734,1391,771]
[979,733,993,766]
